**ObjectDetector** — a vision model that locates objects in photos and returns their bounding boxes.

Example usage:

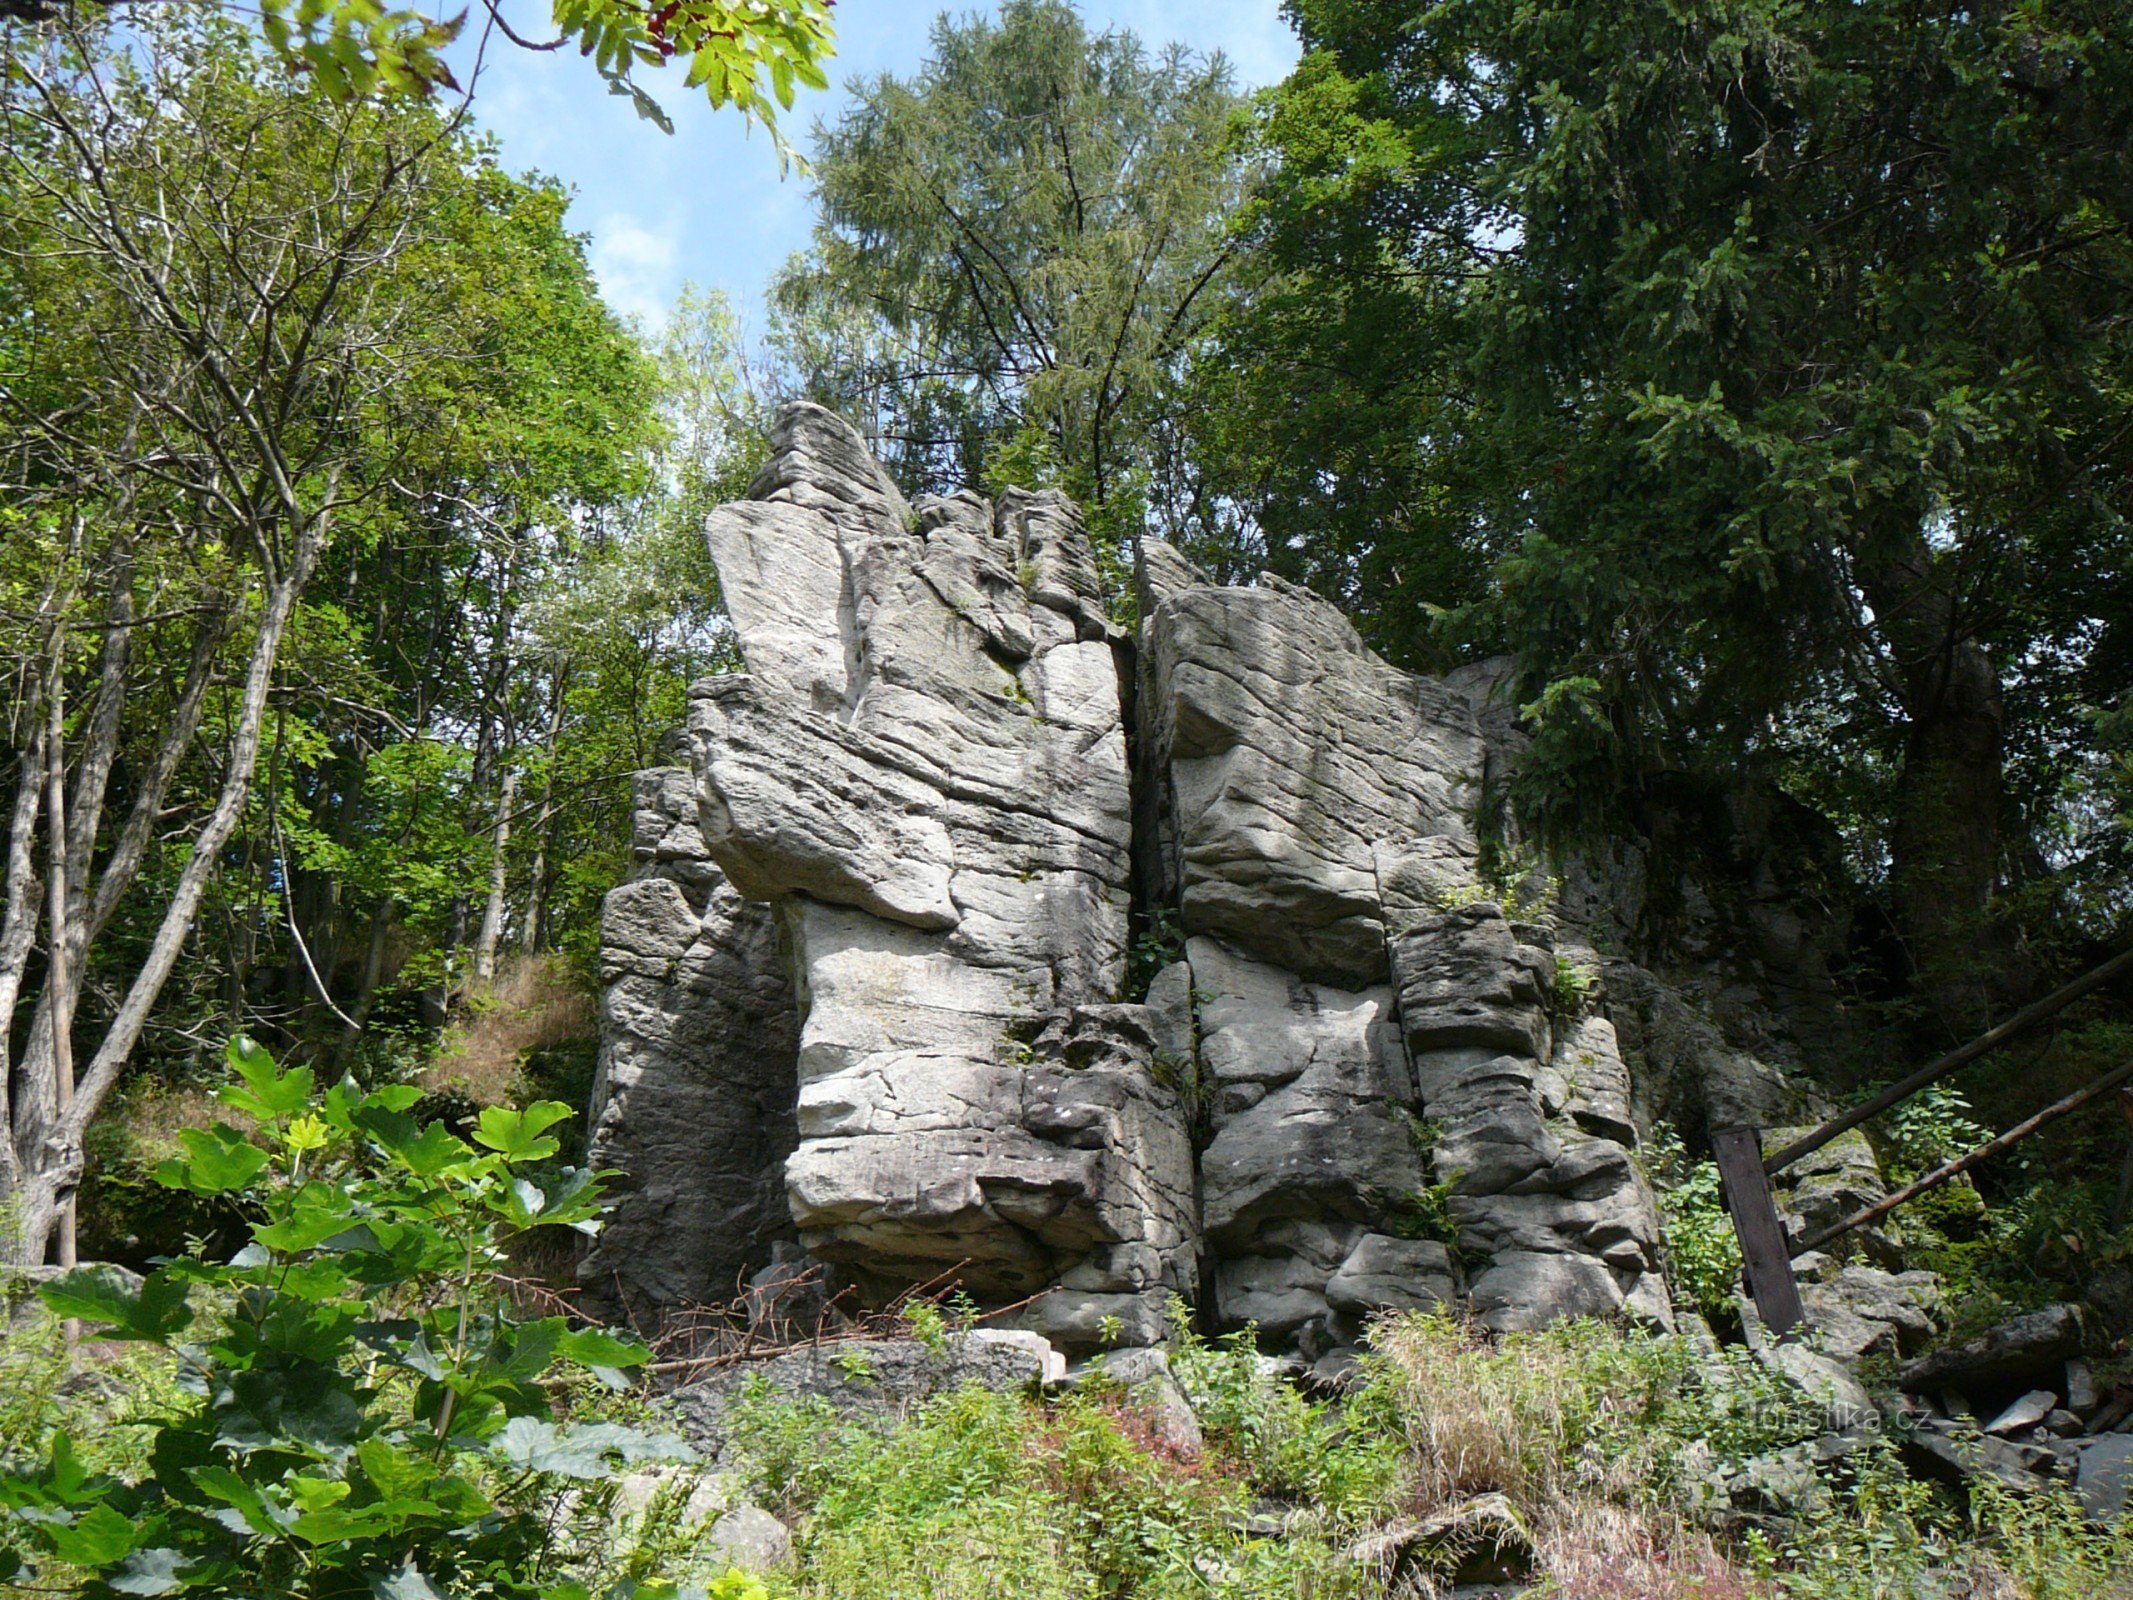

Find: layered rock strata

[590,404,1672,1351]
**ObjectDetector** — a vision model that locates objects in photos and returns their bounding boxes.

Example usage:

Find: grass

[702,1308,2133,1600]
[422,951,597,1108]
[4,1285,2130,1599]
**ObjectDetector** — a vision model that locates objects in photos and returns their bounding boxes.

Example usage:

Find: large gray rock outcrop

[1137,550,1670,1340]
[686,406,1195,1343]
[581,770,799,1319]
[591,412,1695,1351]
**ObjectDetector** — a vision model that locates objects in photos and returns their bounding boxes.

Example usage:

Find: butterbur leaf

[39,1266,191,1342]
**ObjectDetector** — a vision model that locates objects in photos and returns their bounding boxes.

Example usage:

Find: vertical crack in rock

[681,404,1193,1348]
[591,408,1675,1355]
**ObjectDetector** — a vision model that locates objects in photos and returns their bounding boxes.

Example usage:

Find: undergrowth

[709,1305,2132,1600]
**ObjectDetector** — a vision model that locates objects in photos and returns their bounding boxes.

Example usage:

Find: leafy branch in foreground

[0,1037,702,1599]
[237,0,830,148]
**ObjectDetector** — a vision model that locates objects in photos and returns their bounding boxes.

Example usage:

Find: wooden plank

[1764,943,2133,1175]
[1712,1126,1805,1337]
[1793,1054,2133,1256]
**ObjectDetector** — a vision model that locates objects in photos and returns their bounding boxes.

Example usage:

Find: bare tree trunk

[473,765,518,985]
[519,660,569,954]
[0,719,48,1208]
[3,534,321,1266]
[43,645,77,1271]
[335,896,395,1065]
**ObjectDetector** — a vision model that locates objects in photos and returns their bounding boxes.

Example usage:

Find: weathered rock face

[582,770,799,1319]
[678,404,1194,1346]
[588,404,1678,1351]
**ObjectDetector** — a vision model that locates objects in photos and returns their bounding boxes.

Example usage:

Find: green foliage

[1378,1117,1462,1252]
[1201,0,2133,999]
[0,1038,695,1598]
[1753,1441,2133,1598]
[1125,906,1186,1001]
[1165,1301,1403,1515]
[1880,1084,1991,1182]
[1646,1122,1743,1326]
[148,0,838,154]
[726,1371,1372,1600]
[774,0,1248,562]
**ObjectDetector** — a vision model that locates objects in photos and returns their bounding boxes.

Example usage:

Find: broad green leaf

[472,1100,572,1161]
[219,1034,314,1122]
[189,1465,285,1537]
[45,1502,136,1566]
[557,1325,649,1370]
[155,1124,271,1196]
[38,1267,192,1343]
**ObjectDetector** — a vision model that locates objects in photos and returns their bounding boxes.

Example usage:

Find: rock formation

[588,403,1681,1353]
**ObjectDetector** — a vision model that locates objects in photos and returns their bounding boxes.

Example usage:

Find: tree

[774,0,1249,562]
[1210,0,2133,1030]
[0,9,653,1262]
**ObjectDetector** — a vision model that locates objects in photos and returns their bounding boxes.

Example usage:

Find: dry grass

[1367,1312,1758,1598]
[422,953,595,1105]
[113,1083,222,1160]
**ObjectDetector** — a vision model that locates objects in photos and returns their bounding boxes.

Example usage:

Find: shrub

[0,1037,700,1600]
[1646,1121,1744,1326]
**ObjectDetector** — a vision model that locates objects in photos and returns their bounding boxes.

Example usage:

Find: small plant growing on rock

[1645,1121,1743,1327]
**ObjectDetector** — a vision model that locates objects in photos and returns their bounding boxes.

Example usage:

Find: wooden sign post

[1711,1126,1804,1337]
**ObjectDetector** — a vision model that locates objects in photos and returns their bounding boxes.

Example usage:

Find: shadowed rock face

[588,403,1673,1354]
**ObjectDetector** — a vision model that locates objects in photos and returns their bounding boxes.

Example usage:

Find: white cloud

[590,214,683,327]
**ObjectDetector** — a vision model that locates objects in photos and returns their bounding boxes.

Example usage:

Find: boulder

[2074,1435,2133,1524]
[1897,1304,2097,1398]
[1325,1235,1458,1322]
[670,1332,1060,1458]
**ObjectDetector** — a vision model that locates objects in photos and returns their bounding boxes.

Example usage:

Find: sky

[455,3,1301,326]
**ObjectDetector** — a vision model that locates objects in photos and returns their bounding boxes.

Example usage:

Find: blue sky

[456,3,1300,326]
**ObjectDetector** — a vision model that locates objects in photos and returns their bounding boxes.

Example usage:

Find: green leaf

[38,1267,192,1343]
[472,1100,572,1162]
[490,1417,690,1479]
[219,1034,314,1122]
[189,1465,285,1537]
[556,1325,649,1371]
[45,1503,136,1566]
[155,1124,272,1196]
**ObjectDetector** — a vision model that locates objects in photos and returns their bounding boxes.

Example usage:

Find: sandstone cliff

[583,403,1821,1358]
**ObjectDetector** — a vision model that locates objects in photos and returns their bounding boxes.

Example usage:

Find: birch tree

[0,12,484,1262]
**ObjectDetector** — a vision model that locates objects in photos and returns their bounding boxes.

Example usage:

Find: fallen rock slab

[1896,1304,2095,1397]
[669,1332,1060,1458]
